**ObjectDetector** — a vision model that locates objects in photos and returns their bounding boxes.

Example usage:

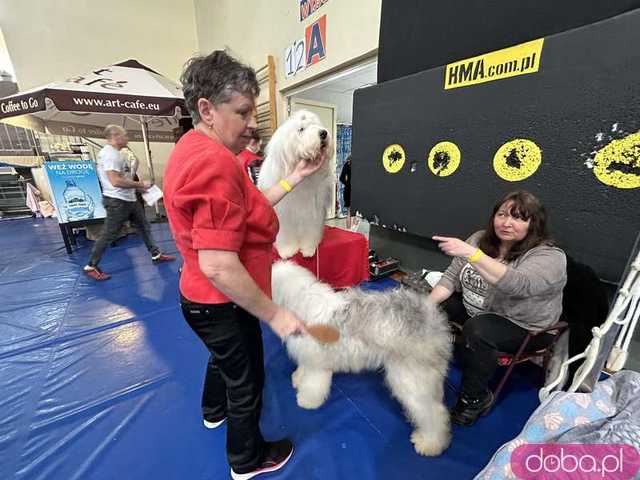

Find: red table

[273,226,369,289]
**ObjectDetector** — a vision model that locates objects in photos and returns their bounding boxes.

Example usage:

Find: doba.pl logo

[512,444,640,479]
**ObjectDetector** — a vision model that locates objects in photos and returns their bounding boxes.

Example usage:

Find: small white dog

[272,261,453,456]
[258,110,334,258]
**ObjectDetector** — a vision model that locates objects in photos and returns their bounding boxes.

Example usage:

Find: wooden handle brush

[303,324,340,344]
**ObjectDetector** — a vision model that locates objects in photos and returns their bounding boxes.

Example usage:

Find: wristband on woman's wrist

[279,179,293,193]
[468,248,484,263]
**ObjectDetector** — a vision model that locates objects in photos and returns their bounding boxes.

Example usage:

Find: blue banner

[336,124,352,215]
[44,160,106,224]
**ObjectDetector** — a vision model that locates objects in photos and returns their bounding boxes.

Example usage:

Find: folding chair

[491,321,569,408]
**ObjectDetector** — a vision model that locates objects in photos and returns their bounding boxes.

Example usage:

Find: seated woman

[428,190,567,426]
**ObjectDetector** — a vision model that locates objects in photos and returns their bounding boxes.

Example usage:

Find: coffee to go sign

[284,15,327,79]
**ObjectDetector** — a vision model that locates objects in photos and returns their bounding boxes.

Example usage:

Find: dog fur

[258,110,334,258]
[272,261,453,456]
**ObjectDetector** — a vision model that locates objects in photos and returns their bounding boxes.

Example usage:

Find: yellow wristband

[279,179,293,193]
[468,248,484,263]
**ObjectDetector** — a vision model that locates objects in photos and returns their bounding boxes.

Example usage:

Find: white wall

[0,0,199,186]
[0,27,15,79]
[295,62,378,124]
[296,87,354,123]
[0,0,198,88]
[194,0,381,122]
[1,1,382,183]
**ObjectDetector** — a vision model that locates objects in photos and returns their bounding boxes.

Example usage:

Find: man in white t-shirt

[83,125,175,280]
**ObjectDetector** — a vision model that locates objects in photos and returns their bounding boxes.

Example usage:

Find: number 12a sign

[284,15,327,78]
[284,39,306,78]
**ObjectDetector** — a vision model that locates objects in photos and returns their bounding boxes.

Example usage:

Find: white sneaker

[203,418,226,429]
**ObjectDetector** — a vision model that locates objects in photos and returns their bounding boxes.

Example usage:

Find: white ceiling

[294,62,377,124]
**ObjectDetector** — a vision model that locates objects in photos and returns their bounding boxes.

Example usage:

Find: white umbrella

[0,59,186,183]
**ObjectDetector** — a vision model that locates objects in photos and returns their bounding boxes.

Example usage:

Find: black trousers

[443,293,554,397]
[88,196,158,267]
[181,300,265,473]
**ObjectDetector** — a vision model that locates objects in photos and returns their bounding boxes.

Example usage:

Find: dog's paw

[291,367,304,389]
[296,391,325,410]
[410,430,450,457]
[277,243,300,259]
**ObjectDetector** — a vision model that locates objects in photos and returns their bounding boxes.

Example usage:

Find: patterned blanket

[476,370,640,479]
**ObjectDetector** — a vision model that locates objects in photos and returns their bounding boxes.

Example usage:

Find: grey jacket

[437,231,567,332]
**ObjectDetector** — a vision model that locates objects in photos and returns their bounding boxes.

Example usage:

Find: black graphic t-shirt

[460,263,489,316]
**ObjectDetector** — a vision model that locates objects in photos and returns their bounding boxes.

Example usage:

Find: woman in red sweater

[238,130,263,184]
[164,51,326,480]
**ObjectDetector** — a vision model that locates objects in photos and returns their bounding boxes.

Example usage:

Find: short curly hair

[180,50,260,123]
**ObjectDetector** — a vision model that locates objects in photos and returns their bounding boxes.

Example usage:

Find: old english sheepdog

[272,261,453,456]
[258,110,334,258]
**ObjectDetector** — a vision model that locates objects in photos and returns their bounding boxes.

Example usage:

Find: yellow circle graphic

[493,139,542,182]
[593,132,640,189]
[427,141,461,177]
[382,144,406,173]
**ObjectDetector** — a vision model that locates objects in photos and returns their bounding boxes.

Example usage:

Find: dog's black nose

[319,130,328,140]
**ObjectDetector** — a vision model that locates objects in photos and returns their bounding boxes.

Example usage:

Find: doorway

[285,59,377,220]
[290,97,337,218]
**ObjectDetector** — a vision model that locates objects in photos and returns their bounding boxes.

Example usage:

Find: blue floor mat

[0,218,542,480]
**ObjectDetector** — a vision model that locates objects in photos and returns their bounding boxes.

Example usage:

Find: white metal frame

[540,249,640,400]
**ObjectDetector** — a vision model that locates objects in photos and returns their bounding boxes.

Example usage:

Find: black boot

[450,390,494,426]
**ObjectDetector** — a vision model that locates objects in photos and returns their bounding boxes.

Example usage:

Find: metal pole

[139,115,161,217]
[139,116,156,184]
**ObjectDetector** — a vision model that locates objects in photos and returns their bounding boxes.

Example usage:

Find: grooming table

[273,226,370,289]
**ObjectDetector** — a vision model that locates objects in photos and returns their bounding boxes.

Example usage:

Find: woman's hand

[269,307,308,340]
[292,153,327,181]
[433,235,509,286]
[261,153,328,207]
[427,284,453,305]
[433,235,477,258]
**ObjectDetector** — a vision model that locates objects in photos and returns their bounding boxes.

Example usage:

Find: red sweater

[238,149,262,170]
[164,130,279,304]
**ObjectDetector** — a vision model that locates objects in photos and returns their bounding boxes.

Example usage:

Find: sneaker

[152,253,176,263]
[450,390,494,427]
[230,439,294,480]
[83,266,111,281]
[203,417,226,429]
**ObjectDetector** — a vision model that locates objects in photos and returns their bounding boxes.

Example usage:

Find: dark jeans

[443,293,554,397]
[181,300,265,473]
[88,196,159,267]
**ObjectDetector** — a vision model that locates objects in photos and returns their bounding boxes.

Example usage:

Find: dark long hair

[478,191,553,262]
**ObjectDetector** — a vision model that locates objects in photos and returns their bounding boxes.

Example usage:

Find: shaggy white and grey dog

[272,261,453,456]
[258,110,334,258]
